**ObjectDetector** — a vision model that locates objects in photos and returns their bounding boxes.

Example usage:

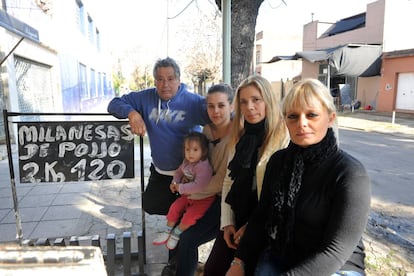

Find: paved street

[340,128,414,207]
[0,110,413,275]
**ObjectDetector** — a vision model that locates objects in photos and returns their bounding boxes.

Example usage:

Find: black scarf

[267,128,338,254]
[225,119,266,228]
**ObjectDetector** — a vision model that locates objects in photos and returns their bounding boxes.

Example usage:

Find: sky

[84,0,218,53]
[256,0,375,33]
[84,0,376,73]
[84,0,220,74]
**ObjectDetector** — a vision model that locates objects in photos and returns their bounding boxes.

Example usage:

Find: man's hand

[128,110,146,136]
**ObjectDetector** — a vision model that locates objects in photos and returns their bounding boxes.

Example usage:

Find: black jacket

[236,145,371,275]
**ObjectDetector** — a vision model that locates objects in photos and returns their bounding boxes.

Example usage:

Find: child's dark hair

[184,132,209,161]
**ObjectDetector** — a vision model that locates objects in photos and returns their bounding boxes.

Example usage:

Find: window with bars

[14,56,54,113]
[96,28,101,51]
[78,63,88,99]
[88,15,94,44]
[89,68,97,98]
[76,0,85,35]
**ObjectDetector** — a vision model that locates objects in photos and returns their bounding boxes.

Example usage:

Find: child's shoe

[166,234,180,250]
[153,231,170,245]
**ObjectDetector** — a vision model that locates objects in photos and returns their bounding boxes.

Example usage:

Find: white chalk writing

[17,122,134,183]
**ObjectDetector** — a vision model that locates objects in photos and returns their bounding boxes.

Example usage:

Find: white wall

[255,31,303,82]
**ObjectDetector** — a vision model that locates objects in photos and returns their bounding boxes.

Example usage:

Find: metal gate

[2,110,148,275]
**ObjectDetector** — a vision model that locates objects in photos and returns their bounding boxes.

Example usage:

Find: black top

[236,130,371,275]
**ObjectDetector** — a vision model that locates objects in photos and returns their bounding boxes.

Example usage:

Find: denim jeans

[333,272,363,276]
[255,250,363,276]
[254,249,283,275]
[174,196,221,276]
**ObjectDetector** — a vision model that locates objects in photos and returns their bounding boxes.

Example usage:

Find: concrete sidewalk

[0,110,413,275]
[337,110,414,138]
[0,134,191,275]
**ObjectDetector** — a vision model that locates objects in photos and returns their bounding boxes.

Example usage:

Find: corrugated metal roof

[320,13,366,38]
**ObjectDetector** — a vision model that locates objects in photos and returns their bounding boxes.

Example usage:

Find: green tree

[185,51,219,95]
[112,71,125,96]
[175,2,222,94]
[192,68,215,96]
[131,65,154,91]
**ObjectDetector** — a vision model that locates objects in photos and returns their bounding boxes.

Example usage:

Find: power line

[266,0,287,9]
[167,0,196,20]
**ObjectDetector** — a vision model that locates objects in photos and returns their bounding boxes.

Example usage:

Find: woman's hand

[128,110,146,136]
[226,258,245,276]
[224,223,248,249]
[234,223,247,245]
[223,225,237,249]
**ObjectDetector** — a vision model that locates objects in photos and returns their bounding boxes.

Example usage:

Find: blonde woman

[204,75,288,275]
[228,78,371,276]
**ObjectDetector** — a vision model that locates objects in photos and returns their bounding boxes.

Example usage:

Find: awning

[266,44,382,77]
[265,55,297,63]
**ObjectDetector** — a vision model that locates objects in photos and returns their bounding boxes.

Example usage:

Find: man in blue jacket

[107,57,209,215]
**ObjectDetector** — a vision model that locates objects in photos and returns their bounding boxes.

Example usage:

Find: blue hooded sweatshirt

[107,84,209,173]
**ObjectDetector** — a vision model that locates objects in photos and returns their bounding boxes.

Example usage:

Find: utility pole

[167,0,169,56]
[222,0,231,84]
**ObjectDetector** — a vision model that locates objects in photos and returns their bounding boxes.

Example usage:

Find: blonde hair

[230,75,287,150]
[283,78,339,137]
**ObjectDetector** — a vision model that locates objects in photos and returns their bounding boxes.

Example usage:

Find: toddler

[153,132,214,249]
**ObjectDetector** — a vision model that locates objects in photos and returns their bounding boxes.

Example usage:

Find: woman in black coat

[226,78,371,276]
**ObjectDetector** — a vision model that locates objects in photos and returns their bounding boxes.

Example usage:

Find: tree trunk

[198,80,203,95]
[215,0,264,88]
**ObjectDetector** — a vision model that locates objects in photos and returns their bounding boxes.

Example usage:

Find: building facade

[254,30,302,82]
[0,0,113,141]
[378,50,414,112]
[264,0,414,113]
[300,0,384,111]
[301,0,414,112]
[376,0,414,112]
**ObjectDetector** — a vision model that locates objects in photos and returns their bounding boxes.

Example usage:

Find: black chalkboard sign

[17,121,134,183]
